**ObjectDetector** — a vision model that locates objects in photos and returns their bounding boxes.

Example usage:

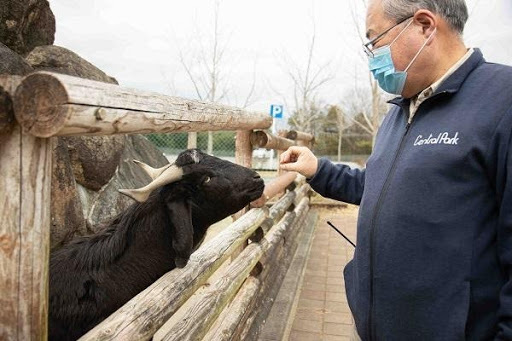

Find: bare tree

[175,0,257,153]
[276,17,334,134]
[344,0,389,146]
[334,106,347,162]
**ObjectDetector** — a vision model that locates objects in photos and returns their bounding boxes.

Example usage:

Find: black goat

[49,149,264,340]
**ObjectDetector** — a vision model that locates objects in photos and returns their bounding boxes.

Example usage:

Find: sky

[50,0,512,123]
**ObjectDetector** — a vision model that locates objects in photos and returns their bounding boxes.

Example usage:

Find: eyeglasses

[363,16,414,57]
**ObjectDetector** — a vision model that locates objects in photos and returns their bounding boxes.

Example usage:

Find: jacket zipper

[368,121,411,340]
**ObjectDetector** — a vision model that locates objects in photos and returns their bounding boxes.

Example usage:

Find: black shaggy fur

[49,149,264,340]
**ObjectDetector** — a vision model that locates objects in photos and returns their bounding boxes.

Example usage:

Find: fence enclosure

[0,72,315,340]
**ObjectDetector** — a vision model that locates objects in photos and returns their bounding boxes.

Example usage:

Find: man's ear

[165,200,193,268]
[414,9,437,39]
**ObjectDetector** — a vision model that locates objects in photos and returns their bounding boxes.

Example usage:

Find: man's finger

[280,163,294,171]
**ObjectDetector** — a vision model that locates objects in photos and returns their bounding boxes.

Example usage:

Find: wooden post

[13,72,272,138]
[235,130,252,168]
[0,76,52,340]
[187,132,197,148]
[233,130,252,220]
[0,128,52,340]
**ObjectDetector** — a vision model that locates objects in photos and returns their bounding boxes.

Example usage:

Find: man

[280,0,512,339]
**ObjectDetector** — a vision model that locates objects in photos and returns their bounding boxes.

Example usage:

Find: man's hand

[280,146,318,178]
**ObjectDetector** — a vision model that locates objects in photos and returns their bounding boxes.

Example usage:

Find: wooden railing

[0,71,314,340]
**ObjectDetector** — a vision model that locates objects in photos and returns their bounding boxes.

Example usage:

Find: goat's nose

[253,174,261,179]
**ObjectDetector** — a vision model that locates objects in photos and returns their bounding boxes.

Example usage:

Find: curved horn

[133,160,172,180]
[118,164,184,202]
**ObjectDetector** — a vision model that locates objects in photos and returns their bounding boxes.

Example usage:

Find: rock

[0,0,55,55]
[50,138,88,249]
[85,135,169,231]
[0,42,33,75]
[25,45,118,84]
[63,135,126,191]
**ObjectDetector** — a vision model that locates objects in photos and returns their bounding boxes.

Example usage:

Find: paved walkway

[288,205,358,341]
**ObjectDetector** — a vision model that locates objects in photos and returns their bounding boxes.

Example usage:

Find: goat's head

[119,149,264,267]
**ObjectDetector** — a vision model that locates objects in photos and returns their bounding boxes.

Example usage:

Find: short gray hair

[381,0,469,34]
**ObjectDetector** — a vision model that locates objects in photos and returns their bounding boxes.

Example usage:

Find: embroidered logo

[413,132,459,146]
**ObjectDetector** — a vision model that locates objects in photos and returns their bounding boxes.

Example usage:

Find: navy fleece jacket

[308,49,512,340]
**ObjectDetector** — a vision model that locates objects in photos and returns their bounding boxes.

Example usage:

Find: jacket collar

[388,48,485,109]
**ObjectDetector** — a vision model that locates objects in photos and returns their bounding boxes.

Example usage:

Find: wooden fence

[0,71,314,340]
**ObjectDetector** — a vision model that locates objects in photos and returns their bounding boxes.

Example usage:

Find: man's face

[366,0,434,97]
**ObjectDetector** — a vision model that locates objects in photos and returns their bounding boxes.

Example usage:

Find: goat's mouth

[247,178,265,201]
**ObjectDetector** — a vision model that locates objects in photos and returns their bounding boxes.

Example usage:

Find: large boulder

[26,45,118,84]
[83,135,169,232]
[0,0,55,55]
[63,135,125,191]
[0,42,32,134]
[0,42,33,75]
[50,138,89,249]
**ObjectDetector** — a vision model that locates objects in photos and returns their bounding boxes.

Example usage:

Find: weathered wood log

[260,189,296,233]
[153,243,265,341]
[235,130,252,168]
[0,75,22,134]
[79,207,268,341]
[250,130,296,150]
[13,72,272,137]
[154,204,301,341]
[0,124,52,340]
[232,130,253,220]
[240,198,310,340]
[286,130,314,142]
[294,183,311,206]
[260,197,309,267]
[227,198,311,341]
[202,276,261,341]
[187,132,197,148]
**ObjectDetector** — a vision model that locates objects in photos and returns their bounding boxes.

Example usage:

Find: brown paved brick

[292,318,323,333]
[289,330,323,341]
[327,271,343,279]
[300,289,326,301]
[326,284,345,293]
[323,335,351,341]
[303,280,326,291]
[326,291,347,303]
[308,258,328,267]
[298,298,324,310]
[305,275,327,284]
[295,308,324,321]
[326,277,343,285]
[323,322,353,336]
[324,312,353,324]
[328,248,345,256]
[328,266,344,273]
[325,300,351,313]
[306,269,328,278]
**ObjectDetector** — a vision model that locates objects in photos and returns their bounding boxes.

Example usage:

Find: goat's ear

[165,200,194,268]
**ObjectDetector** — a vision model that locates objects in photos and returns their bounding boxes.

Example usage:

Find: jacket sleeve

[307,158,365,205]
[495,107,512,340]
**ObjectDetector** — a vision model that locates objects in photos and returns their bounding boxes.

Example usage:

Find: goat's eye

[204,176,211,184]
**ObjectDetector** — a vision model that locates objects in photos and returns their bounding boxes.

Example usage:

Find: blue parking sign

[270,105,283,119]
